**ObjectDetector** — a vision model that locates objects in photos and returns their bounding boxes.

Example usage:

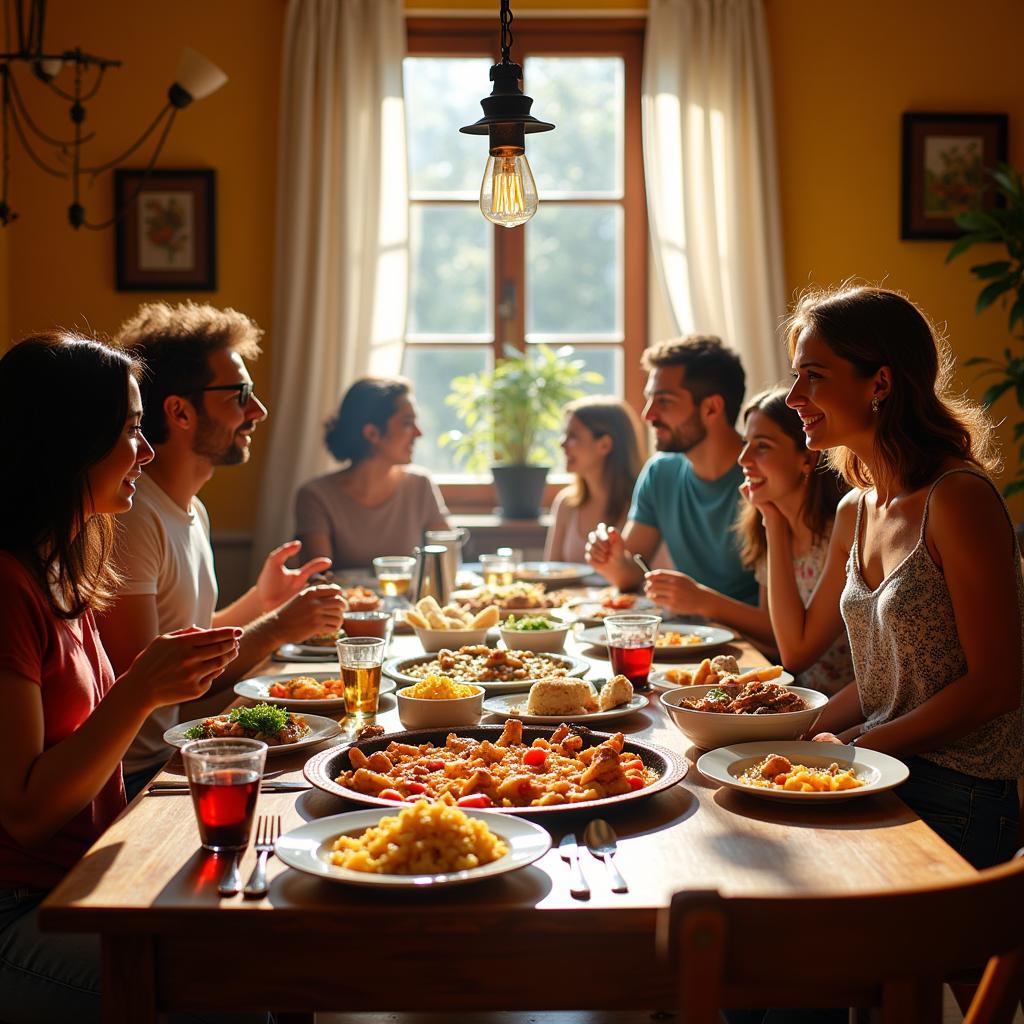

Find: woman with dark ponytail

[294,377,451,567]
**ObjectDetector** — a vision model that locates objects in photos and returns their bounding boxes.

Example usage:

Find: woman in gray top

[295,377,451,568]
[756,285,1022,868]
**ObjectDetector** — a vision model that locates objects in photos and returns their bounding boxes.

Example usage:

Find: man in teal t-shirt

[586,335,759,606]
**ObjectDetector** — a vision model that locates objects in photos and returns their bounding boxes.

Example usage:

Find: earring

[871,396,880,413]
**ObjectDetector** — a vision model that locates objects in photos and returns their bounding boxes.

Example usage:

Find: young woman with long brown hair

[644,387,852,693]
[763,284,1023,868]
[545,396,645,563]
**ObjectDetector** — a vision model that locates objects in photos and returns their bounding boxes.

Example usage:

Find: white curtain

[642,0,787,393]
[251,0,408,574]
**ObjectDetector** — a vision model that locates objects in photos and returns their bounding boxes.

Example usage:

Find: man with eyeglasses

[99,301,347,799]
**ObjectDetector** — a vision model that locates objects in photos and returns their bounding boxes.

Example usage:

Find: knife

[148,781,311,794]
[558,833,590,899]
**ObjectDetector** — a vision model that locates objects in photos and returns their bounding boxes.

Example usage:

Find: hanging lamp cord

[499,0,514,65]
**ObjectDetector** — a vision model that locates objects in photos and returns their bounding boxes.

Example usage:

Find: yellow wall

[766,0,1024,520]
[3,0,284,530]
[4,0,1023,526]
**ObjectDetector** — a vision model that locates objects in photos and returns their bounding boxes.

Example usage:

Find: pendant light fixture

[460,0,554,228]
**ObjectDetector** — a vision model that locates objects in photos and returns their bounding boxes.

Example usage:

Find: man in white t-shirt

[99,302,346,798]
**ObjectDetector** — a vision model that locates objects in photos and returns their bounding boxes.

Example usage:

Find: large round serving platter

[578,623,737,658]
[275,808,551,888]
[513,561,594,585]
[233,671,395,712]
[382,651,590,695]
[165,713,342,756]
[696,740,909,802]
[304,723,688,815]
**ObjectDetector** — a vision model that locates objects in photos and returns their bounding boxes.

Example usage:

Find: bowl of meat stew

[659,682,828,751]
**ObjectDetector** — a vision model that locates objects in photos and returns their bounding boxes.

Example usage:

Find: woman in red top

[0,333,248,1023]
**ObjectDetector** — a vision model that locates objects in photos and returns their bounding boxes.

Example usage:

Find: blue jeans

[0,887,272,1024]
[896,756,1021,869]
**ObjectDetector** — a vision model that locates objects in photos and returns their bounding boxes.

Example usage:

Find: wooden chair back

[666,850,1024,1024]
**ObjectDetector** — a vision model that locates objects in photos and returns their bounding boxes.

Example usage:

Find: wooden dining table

[40,619,973,1023]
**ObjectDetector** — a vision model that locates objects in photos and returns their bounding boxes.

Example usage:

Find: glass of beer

[181,738,267,852]
[480,553,516,587]
[372,556,416,599]
[336,636,387,716]
[604,613,661,692]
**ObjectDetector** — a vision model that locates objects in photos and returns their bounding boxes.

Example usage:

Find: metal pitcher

[423,527,469,595]
[411,544,451,607]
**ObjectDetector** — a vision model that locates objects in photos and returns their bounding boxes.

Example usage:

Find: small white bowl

[410,624,491,653]
[396,685,484,729]
[498,620,571,653]
[659,684,828,751]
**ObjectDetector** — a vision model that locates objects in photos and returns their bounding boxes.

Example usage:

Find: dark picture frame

[115,168,216,290]
[901,112,1008,240]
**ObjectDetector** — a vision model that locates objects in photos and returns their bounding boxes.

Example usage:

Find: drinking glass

[181,738,267,852]
[372,556,416,599]
[342,610,393,643]
[480,553,516,586]
[337,636,387,715]
[603,613,661,692]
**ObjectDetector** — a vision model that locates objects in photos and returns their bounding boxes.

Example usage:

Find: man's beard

[193,415,253,466]
[652,409,706,453]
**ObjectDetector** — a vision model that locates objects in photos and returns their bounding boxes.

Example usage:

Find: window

[403,19,647,503]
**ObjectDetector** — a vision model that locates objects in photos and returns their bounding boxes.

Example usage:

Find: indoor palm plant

[441,343,602,518]
[946,162,1024,499]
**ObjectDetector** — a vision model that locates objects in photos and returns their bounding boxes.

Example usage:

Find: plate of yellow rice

[274,798,551,887]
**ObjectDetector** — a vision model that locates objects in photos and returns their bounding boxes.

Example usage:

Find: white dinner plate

[577,623,737,658]
[383,651,589,695]
[481,691,649,724]
[274,808,551,888]
[233,672,395,712]
[164,712,342,756]
[696,740,909,802]
[649,664,795,691]
[273,641,339,662]
[514,561,594,585]
[566,595,657,626]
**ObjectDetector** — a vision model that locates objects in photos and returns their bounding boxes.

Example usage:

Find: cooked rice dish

[739,753,865,792]
[330,796,508,874]
[336,719,657,807]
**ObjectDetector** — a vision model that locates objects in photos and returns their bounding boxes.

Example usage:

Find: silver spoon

[584,819,628,893]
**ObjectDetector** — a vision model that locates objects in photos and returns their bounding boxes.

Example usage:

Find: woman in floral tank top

[762,285,1023,869]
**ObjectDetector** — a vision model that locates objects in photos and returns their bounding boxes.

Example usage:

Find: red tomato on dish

[456,794,494,808]
[377,789,404,801]
[523,748,547,767]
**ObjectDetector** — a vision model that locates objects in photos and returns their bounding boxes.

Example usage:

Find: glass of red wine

[181,738,268,852]
[604,613,662,692]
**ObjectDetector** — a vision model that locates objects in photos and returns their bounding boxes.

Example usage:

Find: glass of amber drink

[372,556,416,598]
[336,636,386,716]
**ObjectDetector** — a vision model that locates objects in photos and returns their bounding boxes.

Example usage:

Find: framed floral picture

[114,169,216,290]
[901,113,1008,240]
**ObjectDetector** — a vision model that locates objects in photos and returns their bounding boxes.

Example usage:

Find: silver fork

[242,815,281,899]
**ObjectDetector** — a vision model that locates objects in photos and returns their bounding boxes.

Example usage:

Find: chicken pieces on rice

[336,719,657,807]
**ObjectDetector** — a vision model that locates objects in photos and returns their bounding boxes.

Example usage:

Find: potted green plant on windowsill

[946,162,1024,504]
[441,344,602,519]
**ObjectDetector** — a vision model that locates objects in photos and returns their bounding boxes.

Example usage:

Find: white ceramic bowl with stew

[396,684,485,729]
[498,617,571,653]
[659,684,828,751]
